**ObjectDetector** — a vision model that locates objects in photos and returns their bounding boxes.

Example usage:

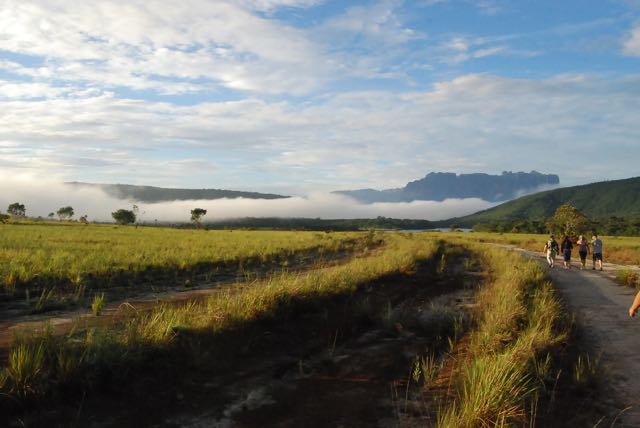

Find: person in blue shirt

[591,234,603,271]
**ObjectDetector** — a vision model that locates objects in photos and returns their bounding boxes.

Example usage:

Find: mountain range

[334,171,559,203]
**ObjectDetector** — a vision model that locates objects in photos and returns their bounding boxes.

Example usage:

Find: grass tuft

[91,293,105,316]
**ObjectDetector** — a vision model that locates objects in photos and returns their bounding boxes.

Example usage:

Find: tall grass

[615,269,639,288]
[437,245,568,427]
[0,233,441,406]
[0,223,366,292]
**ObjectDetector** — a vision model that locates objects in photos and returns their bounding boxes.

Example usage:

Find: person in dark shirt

[576,235,590,270]
[561,235,573,269]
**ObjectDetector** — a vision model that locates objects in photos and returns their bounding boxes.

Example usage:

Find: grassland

[0,226,588,426]
[0,232,447,422]
[0,222,370,304]
[436,243,570,427]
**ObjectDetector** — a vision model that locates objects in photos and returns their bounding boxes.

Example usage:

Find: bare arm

[629,291,640,317]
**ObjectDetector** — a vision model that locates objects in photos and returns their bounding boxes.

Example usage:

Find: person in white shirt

[542,235,559,268]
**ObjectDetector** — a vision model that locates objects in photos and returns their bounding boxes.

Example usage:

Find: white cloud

[1,74,639,192]
[238,0,324,12]
[321,0,418,46]
[623,24,640,56]
[0,0,332,95]
[436,35,509,64]
[0,174,494,221]
[0,81,70,99]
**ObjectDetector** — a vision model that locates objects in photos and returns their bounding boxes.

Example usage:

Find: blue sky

[1,0,639,196]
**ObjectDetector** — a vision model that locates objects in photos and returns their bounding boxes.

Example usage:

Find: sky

[1,0,639,217]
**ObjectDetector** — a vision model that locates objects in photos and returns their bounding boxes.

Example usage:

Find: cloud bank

[0,175,495,222]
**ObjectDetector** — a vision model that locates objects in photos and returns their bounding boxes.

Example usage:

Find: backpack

[548,240,558,251]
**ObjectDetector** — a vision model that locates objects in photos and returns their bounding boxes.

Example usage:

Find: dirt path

[0,247,365,355]
[500,245,640,427]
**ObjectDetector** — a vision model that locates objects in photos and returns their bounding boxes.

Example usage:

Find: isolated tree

[7,202,26,217]
[112,209,136,225]
[0,213,9,223]
[47,212,55,220]
[546,204,590,237]
[79,214,89,224]
[57,206,74,220]
[190,208,207,228]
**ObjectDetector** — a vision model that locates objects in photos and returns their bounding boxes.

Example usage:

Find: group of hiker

[543,233,603,270]
[541,234,640,319]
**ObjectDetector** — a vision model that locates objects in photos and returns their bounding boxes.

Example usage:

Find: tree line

[472,204,640,237]
[2,202,208,227]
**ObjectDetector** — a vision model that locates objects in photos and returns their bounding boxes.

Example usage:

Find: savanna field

[0,222,627,426]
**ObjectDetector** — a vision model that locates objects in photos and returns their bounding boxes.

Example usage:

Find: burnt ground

[4,247,484,428]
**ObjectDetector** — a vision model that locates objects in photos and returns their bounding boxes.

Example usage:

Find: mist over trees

[56,206,74,220]
[112,209,136,225]
[190,208,207,228]
[7,202,25,217]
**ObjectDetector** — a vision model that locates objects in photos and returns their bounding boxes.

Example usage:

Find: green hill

[439,176,640,228]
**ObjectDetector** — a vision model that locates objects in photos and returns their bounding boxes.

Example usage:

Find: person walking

[629,290,640,317]
[561,235,573,269]
[591,234,603,271]
[543,235,559,268]
[576,235,590,270]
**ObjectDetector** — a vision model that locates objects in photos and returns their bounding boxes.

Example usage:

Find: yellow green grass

[0,233,441,403]
[0,223,366,291]
[437,243,569,427]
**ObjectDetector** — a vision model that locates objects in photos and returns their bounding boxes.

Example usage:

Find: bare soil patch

[4,248,483,427]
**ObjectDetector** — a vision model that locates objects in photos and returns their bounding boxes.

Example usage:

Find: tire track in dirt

[0,247,371,356]
[498,244,640,427]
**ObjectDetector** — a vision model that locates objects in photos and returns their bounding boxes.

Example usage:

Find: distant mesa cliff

[66,182,289,203]
[334,171,560,203]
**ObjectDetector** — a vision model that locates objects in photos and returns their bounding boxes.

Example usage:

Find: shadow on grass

[1,246,473,427]
[0,239,374,318]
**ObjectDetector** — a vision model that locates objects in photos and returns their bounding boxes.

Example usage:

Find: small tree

[112,209,136,225]
[546,204,590,237]
[0,213,9,223]
[47,212,55,220]
[57,206,74,220]
[7,202,26,217]
[190,208,207,228]
[79,214,89,224]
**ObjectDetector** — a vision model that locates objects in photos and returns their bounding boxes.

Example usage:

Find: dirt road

[505,245,640,426]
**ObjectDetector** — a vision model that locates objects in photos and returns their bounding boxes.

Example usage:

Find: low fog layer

[1,176,497,222]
